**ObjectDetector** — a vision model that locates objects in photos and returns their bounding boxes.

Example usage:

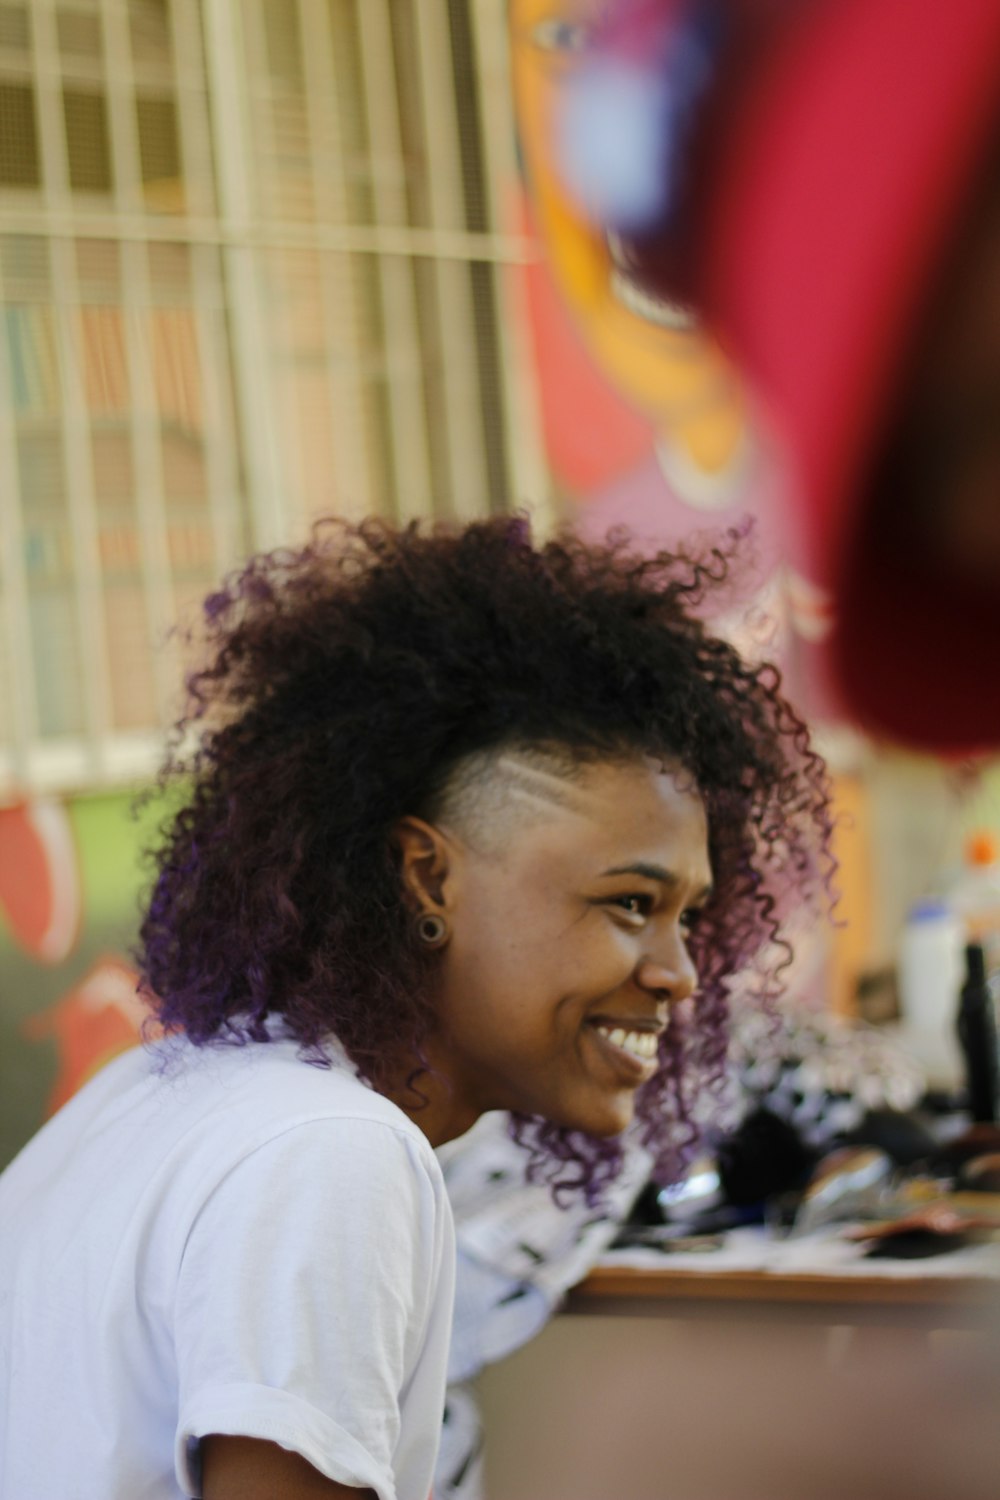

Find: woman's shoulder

[147,1025,436,1165]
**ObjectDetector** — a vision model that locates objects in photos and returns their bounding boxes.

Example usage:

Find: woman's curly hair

[137,515,833,1201]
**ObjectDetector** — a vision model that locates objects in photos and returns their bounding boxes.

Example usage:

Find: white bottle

[897,899,965,1088]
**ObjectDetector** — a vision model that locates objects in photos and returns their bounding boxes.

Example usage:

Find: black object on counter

[956,943,1000,1124]
[842,1107,939,1167]
[716,1106,817,1207]
[927,1121,1000,1177]
[864,1228,972,1260]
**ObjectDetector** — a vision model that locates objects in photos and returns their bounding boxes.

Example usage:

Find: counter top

[567,1224,1000,1324]
[571,1260,998,1306]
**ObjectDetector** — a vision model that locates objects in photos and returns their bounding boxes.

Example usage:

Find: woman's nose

[634,937,697,1004]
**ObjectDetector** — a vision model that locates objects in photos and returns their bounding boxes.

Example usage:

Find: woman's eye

[680,907,704,933]
[611,894,652,919]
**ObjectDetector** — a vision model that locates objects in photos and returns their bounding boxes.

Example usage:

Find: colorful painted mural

[0,790,162,1170]
[508,0,843,723]
[510,0,748,494]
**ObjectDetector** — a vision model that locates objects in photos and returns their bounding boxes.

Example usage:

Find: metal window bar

[298,0,378,524]
[412,0,491,522]
[98,0,181,740]
[29,0,112,785]
[239,1,315,534]
[355,0,433,523]
[447,0,508,516]
[0,204,533,264]
[253,2,346,532]
[0,248,37,788]
[202,0,287,553]
[170,0,247,577]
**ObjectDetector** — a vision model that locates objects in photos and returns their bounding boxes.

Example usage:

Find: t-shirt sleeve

[172,1116,447,1500]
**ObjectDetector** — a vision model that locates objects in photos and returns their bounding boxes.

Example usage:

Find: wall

[0,786,162,1169]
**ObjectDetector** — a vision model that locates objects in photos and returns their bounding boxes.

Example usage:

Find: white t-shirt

[0,1027,455,1500]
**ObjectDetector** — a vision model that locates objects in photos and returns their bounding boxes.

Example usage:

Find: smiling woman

[395,753,712,1146]
[0,515,832,1500]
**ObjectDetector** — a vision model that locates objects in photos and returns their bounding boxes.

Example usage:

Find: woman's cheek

[588,915,642,979]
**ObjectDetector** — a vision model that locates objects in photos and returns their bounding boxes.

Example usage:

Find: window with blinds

[0,0,548,795]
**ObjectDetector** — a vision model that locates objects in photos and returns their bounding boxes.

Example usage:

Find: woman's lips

[585,1019,662,1083]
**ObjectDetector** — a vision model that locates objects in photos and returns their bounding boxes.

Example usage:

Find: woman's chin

[558,1089,637,1139]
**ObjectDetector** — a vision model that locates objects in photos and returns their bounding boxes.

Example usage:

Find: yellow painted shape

[827,772,873,1019]
[510,0,747,477]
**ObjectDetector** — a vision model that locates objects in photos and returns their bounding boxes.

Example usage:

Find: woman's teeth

[594,1025,659,1061]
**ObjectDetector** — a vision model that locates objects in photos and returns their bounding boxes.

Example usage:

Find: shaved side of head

[429,745,599,854]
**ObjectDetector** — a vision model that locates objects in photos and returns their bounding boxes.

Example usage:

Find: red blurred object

[515,191,654,491]
[22,956,148,1117]
[615,0,1000,750]
[0,799,81,963]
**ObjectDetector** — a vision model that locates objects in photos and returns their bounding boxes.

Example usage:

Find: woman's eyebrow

[600,862,713,902]
[600,861,677,885]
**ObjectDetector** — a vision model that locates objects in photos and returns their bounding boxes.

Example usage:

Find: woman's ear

[393,816,453,915]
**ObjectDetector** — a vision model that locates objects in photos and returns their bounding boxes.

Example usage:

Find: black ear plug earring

[415,913,448,948]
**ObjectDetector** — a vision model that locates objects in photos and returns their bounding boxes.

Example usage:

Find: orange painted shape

[519,192,654,491]
[827,774,873,1020]
[509,0,747,478]
[22,955,153,1117]
[0,799,81,964]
